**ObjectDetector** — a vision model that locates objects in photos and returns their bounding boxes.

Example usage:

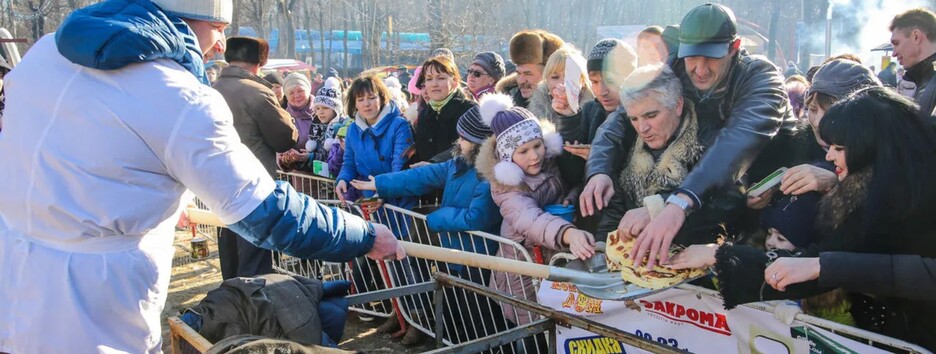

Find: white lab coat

[0,35,274,353]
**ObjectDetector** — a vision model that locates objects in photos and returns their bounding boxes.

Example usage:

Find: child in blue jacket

[353,106,503,267]
[353,106,504,342]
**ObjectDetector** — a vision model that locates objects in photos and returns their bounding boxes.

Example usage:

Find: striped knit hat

[456,106,493,144]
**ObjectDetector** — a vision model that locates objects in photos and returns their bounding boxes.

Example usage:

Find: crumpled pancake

[605,231,706,289]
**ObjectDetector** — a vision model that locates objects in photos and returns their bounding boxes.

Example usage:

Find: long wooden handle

[186,208,224,227]
[400,241,550,279]
[185,208,551,279]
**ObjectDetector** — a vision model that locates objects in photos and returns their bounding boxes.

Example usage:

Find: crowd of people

[3,0,936,352]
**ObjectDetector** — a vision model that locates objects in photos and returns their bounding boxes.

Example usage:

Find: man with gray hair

[582,3,794,269]
[597,63,744,246]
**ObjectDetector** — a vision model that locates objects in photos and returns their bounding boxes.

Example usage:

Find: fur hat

[479,93,562,185]
[224,37,269,66]
[509,30,565,66]
[151,0,233,24]
[284,72,312,93]
[314,85,342,115]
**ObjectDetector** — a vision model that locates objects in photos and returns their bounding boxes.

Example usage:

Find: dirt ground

[161,231,434,353]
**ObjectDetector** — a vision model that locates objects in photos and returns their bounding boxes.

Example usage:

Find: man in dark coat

[582,3,795,268]
[890,8,936,117]
[213,37,297,279]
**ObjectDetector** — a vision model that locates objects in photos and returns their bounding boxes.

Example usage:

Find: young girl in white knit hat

[475,93,596,329]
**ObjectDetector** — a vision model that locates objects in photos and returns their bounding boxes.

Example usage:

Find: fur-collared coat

[475,121,571,326]
[596,102,744,244]
[495,73,528,108]
[528,82,596,191]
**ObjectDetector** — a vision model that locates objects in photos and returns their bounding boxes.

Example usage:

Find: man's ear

[913,28,926,44]
[729,38,742,55]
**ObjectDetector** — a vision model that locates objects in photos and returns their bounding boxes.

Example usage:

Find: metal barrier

[368,204,549,352]
[167,273,684,354]
[709,285,930,354]
[267,197,550,352]
[270,199,397,320]
[277,170,337,200]
[242,171,933,353]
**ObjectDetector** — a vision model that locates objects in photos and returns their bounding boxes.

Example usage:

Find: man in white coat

[0,0,403,353]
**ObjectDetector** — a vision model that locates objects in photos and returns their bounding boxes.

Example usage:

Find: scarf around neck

[428,90,457,113]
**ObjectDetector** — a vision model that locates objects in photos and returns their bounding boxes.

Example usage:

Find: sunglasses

[466,69,489,78]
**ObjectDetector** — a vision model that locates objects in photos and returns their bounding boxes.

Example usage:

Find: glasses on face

[466,69,489,78]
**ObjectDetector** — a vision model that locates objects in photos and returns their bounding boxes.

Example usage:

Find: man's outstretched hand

[366,223,406,261]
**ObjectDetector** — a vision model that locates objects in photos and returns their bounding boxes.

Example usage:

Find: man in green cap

[582,3,795,269]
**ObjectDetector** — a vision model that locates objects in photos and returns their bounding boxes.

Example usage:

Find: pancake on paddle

[605,231,706,289]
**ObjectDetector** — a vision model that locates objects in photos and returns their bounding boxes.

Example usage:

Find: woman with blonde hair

[528,45,595,212]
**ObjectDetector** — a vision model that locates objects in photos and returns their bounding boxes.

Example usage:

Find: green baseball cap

[678,3,738,59]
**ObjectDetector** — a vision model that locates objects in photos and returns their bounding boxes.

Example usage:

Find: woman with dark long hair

[668,87,936,350]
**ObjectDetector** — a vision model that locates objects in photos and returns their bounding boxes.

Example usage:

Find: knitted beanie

[456,106,493,144]
[327,68,340,79]
[314,85,342,115]
[284,72,312,93]
[264,72,285,86]
[479,93,562,185]
[760,191,822,249]
[151,0,233,24]
[587,38,638,84]
[808,59,882,100]
[472,52,506,82]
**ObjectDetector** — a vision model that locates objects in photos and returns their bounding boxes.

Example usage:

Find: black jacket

[579,100,611,145]
[587,50,793,207]
[715,170,936,351]
[903,52,936,117]
[187,274,326,345]
[413,89,476,163]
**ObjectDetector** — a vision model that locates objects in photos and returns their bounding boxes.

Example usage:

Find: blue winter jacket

[229,181,376,262]
[55,0,209,84]
[375,157,501,257]
[338,104,416,210]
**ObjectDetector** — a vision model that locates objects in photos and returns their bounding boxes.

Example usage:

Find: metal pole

[825,3,833,59]
[433,287,446,349]
[432,273,684,354]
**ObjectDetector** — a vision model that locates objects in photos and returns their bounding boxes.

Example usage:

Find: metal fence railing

[175,170,932,354]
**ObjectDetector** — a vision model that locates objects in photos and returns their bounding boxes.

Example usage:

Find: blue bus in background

[236,27,502,71]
